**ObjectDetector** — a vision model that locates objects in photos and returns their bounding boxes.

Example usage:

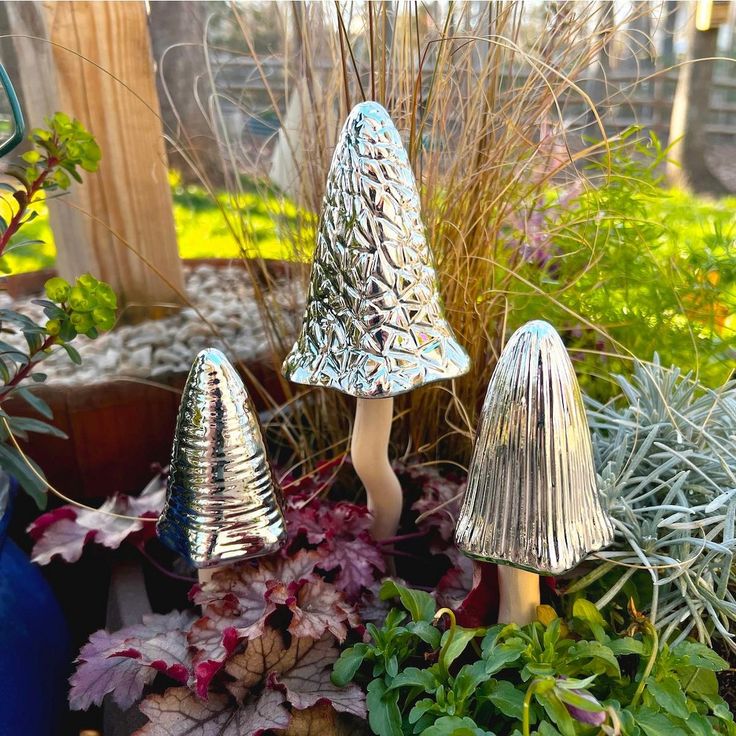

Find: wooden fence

[208,55,736,145]
[589,70,736,142]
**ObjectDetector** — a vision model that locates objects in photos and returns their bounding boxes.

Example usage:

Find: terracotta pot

[5,357,285,502]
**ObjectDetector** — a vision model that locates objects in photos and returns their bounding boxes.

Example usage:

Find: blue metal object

[0,63,25,157]
[0,476,71,735]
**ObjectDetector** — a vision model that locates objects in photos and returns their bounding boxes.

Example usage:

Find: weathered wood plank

[7,1,186,316]
[47,0,185,315]
[4,1,95,277]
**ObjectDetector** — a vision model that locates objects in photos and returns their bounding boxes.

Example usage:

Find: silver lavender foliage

[282,101,469,398]
[455,320,614,575]
[157,348,286,568]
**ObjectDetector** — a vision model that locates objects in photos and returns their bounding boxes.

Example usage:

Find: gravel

[0,264,304,386]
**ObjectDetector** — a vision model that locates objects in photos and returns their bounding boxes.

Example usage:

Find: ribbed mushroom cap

[454,320,614,575]
[282,101,469,398]
[157,348,286,568]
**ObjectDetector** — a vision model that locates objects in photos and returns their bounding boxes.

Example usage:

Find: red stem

[0,156,58,257]
[0,333,56,401]
[376,530,428,545]
[134,542,197,584]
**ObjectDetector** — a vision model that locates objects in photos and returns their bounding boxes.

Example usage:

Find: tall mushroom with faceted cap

[157,348,287,579]
[454,320,614,624]
[282,101,469,539]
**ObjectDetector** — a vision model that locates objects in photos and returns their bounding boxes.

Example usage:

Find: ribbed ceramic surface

[282,101,469,398]
[157,348,286,568]
[455,321,614,575]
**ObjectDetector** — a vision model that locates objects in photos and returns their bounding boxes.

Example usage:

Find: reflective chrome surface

[157,348,286,568]
[282,101,469,398]
[455,321,614,575]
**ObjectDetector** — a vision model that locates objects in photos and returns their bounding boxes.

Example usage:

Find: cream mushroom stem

[497,566,540,626]
[351,397,403,540]
[197,567,221,586]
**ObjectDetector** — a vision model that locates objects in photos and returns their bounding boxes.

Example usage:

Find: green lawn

[3,181,311,274]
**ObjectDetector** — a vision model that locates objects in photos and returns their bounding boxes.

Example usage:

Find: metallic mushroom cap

[454,320,614,575]
[157,348,286,568]
[282,100,469,398]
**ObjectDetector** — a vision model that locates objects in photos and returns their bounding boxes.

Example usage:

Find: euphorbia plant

[0,112,115,505]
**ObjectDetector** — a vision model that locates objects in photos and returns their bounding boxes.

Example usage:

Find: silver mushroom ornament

[454,320,614,624]
[157,348,287,577]
[283,100,469,539]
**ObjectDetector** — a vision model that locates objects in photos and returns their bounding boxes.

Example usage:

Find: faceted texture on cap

[454,321,614,575]
[282,101,469,398]
[157,348,286,568]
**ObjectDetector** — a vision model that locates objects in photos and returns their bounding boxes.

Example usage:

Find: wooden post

[667,12,729,195]
[148,1,226,188]
[7,1,185,317]
[3,1,94,276]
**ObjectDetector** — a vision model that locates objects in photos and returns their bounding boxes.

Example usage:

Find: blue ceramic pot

[0,475,70,736]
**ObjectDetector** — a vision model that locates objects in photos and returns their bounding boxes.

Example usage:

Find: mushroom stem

[197,567,221,586]
[351,397,403,540]
[497,566,540,625]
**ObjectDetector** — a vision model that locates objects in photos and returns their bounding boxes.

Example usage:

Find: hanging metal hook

[0,63,25,158]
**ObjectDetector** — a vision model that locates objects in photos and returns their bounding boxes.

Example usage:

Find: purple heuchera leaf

[266,578,360,642]
[436,546,474,605]
[403,461,466,548]
[186,550,358,698]
[69,610,196,710]
[28,474,166,565]
[136,686,290,736]
[320,534,385,601]
[224,629,366,719]
[286,496,384,600]
[269,634,366,718]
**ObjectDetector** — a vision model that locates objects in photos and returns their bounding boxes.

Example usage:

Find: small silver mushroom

[157,348,286,579]
[283,100,469,539]
[454,320,614,624]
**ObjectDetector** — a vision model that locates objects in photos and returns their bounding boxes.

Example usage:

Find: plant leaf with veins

[70,610,196,710]
[135,686,290,736]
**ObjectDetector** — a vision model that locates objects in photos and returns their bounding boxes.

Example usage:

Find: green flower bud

[70,312,94,333]
[77,273,99,291]
[45,318,61,336]
[69,286,96,312]
[44,276,71,303]
[95,283,117,309]
[92,307,115,331]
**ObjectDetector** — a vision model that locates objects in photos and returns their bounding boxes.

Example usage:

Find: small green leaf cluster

[333,582,735,736]
[508,127,736,398]
[0,272,117,507]
[41,273,117,341]
[0,113,112,508]
[22,112,101,190]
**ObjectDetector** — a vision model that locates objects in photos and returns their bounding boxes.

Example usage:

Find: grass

[3,179,305,274]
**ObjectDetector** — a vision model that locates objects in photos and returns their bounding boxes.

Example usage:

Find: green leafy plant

[333,581,735,736]
[510,129,735,398]
[0,112,114,506]
[566,357,736,651]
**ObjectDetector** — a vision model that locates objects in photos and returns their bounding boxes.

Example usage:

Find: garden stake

[282,100,469,539]
[157,348,287,583]
[454,321,614,624]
